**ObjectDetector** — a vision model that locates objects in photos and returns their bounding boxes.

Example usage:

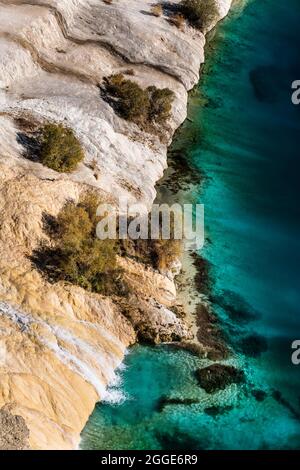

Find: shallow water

[81,0,300,450]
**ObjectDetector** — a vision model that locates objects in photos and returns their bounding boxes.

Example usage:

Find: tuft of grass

[151,4,163,17]
[39,123,84,173]
[169,12,185,30]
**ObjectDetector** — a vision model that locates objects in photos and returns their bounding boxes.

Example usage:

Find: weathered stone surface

[0,0,232,450]
[0,406,30,450]
[0,0,231,209]
[117,295,192,344]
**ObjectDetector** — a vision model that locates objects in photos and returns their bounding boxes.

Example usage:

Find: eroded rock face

[0,406,30,450]
[117,295,192,344]
[0,0,231,209]
[0,164,189,449]
[0,0,232,450]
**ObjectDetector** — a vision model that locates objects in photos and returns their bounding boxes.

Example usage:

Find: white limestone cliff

[0,0,232,450]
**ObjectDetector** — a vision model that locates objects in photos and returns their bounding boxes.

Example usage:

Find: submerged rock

[157,396,199,412]
[156,429,203,450]
[251,389,267,402]
[196,303,230,360]
[204,405,234,417]
[211,289,260,323]
[196,364,245,394]
[272,390,300,421]
[237,334,268,357]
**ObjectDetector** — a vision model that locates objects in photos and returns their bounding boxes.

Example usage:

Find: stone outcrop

[0,0,232,450]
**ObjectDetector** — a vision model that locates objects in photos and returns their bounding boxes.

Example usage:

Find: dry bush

[169,13,185,30]
[39,123,84,173]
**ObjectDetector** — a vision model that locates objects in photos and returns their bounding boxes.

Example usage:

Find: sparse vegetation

[169,12,185,30]
[33,194,182,296]
[39,124,84,173]
[151,4,163,17]
[153,237,182,271]
[181,0,219,31]
[102,74,175,130]
[152,214,182,271]
[104,74,150,122]
[123,68,135,76]
[32,194,126,296]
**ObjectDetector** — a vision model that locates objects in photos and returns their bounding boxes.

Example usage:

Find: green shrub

[34,194,127,296]
[56,202,93,251]
[181,0,219,31]
[103,74,175,128]
[39,123,84,173]
[104,74,150,122]
[56,236,119,293]
[56,195,122,293]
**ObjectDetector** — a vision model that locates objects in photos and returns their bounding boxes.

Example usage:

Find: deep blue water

[81,0,300,450]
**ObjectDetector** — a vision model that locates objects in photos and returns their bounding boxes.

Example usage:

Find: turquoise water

[81,0,300,450]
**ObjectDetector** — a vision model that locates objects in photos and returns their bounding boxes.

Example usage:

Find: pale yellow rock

[118,257,177,307]
[0,163,188,449]
[0,164,134,449]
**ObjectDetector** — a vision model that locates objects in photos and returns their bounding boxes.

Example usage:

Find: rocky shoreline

[0,0,232,450]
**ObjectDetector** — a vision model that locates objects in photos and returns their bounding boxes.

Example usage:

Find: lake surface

[81,0,300,450]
